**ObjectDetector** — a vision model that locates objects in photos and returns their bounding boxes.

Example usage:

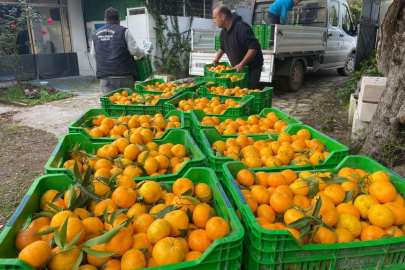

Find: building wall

[67,0,96,76]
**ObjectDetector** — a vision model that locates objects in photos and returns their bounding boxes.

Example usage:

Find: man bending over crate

[212,5,264,89]
[91,7,147,94]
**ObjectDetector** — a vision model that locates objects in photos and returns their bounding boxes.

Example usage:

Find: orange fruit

[82,217,104,241]
[354,195,380,219]
[124,144,141,160]
[193,204,214,229]
[292,195,311,210]
[172,196,197,213]
[153,237,185,266]
[127,203,147,219]
[323,185,346,206]
[78,265,97,270]
[270,192,293,213]
[335,214,362,238]
[116,176,136,189]
[370,171,390,182]
[194,183,212,203]
[335,227,354,243]
[257,204,276,223]
[147,219,171,244]
[275,185,294,199]
[139,181,163,204]
[244,194,258,213]
[361,225,385,241]
[103,259,121,270]
[40,190,64,211]
[284,209,305,227]
[173,178,194,196]
[175,237,190,253]
[368,204,395,229]
[394,195,405,206]
[256,217,270,226]
[312,226,337,244]
[311,200,338,227]
[385,202,405,226]
[385,226,405,238]
[15,229,41,252]
[336,203,360,220]
[237,169,255,187]
[206,217,230,241]
[289,181,309,196]
[112,186,136,208]
[250,186,271,205]
[121,249,146,270]
[164,210,189,236]
[267,173,288,187]
[188,229,212,252]
[184,251,202,262]
[18,241,52,268]
[49,246,82,270]
[281,169,297,184]
[369,180,397,203]
[133,213,156,234]
[132,233,153,260]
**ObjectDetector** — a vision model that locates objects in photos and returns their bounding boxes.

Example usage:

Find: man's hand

[142,55,148,61]
[213,59,219,67]
[234,63,245,73]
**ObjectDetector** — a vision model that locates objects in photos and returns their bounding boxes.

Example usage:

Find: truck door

[338,3,356,63]
[324,0,341,63]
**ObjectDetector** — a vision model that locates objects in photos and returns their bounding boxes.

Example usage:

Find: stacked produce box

[1,62,405,270]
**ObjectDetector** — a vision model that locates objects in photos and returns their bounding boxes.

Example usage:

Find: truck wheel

[279,61,304,92]
[337,54,356,76]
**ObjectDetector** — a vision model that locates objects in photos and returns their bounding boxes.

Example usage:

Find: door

[126,8,149,50]
[324,0,341,63]
[338,4,356,62]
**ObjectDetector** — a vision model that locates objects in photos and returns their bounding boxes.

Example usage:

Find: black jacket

[219,13,264,70]
[93,22,136,78]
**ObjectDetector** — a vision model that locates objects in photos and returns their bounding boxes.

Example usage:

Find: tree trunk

[351,0,405,166]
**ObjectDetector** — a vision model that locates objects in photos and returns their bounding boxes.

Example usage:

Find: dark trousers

[100,77,135,95]
[249,65,262,90]
[267,12,281,47]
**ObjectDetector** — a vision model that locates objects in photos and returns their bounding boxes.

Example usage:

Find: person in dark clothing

[268,0,301,48]
[213,5,264,89]
[91,7,146,94]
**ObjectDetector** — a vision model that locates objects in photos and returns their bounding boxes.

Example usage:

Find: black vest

[93,22,136,78]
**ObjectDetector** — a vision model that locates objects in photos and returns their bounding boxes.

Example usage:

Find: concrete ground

[0,70,349,139]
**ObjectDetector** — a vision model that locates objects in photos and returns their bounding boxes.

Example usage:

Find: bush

[336,51,381,102]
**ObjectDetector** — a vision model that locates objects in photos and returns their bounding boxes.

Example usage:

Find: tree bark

[351,0,405,165]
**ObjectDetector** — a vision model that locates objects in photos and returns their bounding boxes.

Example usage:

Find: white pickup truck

[189,0,358,91]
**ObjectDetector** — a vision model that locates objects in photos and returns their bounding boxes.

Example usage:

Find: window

[342,5,352,35]
[329,1,339,27]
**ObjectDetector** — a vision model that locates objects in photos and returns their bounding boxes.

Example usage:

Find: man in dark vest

[91,7,146,94]
[213,5,264,89]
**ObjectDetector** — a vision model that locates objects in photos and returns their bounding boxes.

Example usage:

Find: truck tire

[337,54,356,76]
[278,61,304,92]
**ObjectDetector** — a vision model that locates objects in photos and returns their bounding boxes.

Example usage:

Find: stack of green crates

[252,25,271,50]
[135,54,153,81]
[215,35,220,51]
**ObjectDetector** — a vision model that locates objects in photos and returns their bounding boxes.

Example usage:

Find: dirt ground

[0,112,58,232]
[299,87,352,147]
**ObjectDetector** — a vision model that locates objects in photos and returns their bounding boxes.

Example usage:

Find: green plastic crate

[100,88,175,117]
[213,73,249,89]
[252,25,265,46]
[189,108,302,150]
[45,130,206,180]
[135,54,153,81]
[164,93,255,130]
[223,156,405,270]
[199,125,349,180]
[194,77,217,85]
[199,85,273,114]
[0,168,244,270]
[215,35,220,51]
[68,109,185,143]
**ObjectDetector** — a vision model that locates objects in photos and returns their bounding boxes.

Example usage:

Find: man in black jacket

[91,7,147,94]
[213,5,264,89]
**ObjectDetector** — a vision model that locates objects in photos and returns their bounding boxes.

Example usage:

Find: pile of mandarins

[200,112,289,135]
[141,82,194,93]
[218,74,243,82]
[176,97,242,114]
[211,128,329,167]
[109,91,175,105]
[205,85,261,97]
[85,114,181,139]
[234,166,405,244]
[16,177,231,269]
[207,64,234,73]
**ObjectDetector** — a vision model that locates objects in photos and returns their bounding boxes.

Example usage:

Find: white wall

[67,0,96,77]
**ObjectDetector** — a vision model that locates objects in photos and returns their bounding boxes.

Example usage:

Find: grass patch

[0,84,74,106]
[336,51,381,103]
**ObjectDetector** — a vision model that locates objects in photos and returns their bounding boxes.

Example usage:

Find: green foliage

[0,85,73,106]
[336,51,380,102]
[140,0,194,75]
[347,0,362,24]
[379,134,405,169]
[0,1,43,90]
